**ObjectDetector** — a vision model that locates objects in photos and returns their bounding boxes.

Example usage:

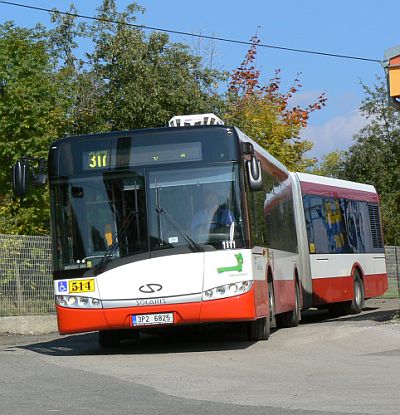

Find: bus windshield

[51,163,244,271]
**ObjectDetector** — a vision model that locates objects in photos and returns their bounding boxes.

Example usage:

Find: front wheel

[247,316,270,341]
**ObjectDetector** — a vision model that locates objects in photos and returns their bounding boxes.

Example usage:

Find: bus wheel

[99,330,121,348]
[348,270,365,314]
[276,281,301,328]
[268,280,277,329]
[247,316,270,341]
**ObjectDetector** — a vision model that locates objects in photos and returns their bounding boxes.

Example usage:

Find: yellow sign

[389,64,400,98]
[68,279,95,293]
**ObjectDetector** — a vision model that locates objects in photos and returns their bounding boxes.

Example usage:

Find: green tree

[0,23,69,234]
[224,36,326,171]
[309,150,346,178]
[339,79,400,244]
[0,1,226,235]
[51,0,226,135]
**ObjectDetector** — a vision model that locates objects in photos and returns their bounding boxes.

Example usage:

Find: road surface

[1,299,399,415]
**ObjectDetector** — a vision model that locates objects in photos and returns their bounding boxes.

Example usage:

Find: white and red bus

[290,172,387,313]
[12,113,387,346]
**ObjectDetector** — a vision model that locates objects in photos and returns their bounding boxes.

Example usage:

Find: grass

[381,278,400,299]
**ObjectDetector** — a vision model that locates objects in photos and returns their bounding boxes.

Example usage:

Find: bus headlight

[202,281,252,301]
[55,295,103,309]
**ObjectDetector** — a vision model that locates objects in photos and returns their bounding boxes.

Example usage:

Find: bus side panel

[312,273,388,304]
[253,280,268,318]
[310,254,387,305]
[312,277,353,305]
[269,249,297,314]
[274,279,296,313]
[364,273,388,298]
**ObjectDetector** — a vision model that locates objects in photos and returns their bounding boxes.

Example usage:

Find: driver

[191,191,234,232]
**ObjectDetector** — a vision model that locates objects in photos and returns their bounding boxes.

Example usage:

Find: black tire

[329,270,365,316]
[99,330,121,348]
[268,280,277,329]
[348,270,365,314]
[247,316,270,341]
[276,281,301,328]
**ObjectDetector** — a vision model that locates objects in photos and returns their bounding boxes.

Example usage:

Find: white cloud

[303,110,368,162]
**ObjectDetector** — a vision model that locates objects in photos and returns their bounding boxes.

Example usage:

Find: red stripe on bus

[312,273,388,305]
[300,181,379,202]
[312,276,353,305]
[364,273,388,298]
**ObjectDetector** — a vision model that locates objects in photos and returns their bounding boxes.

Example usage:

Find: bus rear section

[292,172,388,313]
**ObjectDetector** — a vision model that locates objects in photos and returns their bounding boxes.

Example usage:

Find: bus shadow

[300,306,398,325]
[20,324,260,357]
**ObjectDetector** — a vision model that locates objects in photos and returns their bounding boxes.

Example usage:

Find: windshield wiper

[94,209,138,273]
[156,206,203,253]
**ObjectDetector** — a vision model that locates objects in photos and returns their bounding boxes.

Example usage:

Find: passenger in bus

[191,191,234,233]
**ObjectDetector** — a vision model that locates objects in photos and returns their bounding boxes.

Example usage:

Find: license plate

[68,279,95,293]
[132,313,174,326]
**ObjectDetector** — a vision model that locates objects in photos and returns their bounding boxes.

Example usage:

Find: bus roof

[294,172,377,193]
[294,172,379,202]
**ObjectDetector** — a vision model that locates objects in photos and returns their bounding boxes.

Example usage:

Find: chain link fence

[0,234,399,316]
[0,234,54,316]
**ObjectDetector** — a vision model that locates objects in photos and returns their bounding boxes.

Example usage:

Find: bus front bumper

[55,287,265,335]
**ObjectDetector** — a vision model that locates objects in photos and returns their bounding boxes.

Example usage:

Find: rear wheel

[276,281,301,328]
[347,270,365,314]
[329,270,365,316]
[268,280,277,329]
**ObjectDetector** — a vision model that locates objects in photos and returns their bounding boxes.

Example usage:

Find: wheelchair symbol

[58,281,68,292]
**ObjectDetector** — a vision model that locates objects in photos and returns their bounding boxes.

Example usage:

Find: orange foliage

[225,36,327,170]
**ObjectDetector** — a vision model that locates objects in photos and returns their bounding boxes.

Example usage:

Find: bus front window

[52,171,148,271]
[148,164,244,251]
[51,164,245,271]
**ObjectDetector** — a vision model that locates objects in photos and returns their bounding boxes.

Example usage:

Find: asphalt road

[1,299,400,415]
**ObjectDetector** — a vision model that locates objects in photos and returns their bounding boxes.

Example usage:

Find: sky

[0,0,399,162]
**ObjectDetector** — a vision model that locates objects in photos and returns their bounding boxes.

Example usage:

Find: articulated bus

[13,113,387,346]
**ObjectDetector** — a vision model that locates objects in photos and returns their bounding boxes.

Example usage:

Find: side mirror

[12,160,30,198]
[246,156,263,191]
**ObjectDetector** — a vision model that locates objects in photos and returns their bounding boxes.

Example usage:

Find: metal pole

[15,261,24,314]
[394,237,400,316]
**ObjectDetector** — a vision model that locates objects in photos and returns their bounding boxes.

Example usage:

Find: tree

[308,150,346,178]
[337,78,400,244]
[224,36,326,171]
[50,0,226,135]
[0,23,69,234]
[0,1,226,235]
